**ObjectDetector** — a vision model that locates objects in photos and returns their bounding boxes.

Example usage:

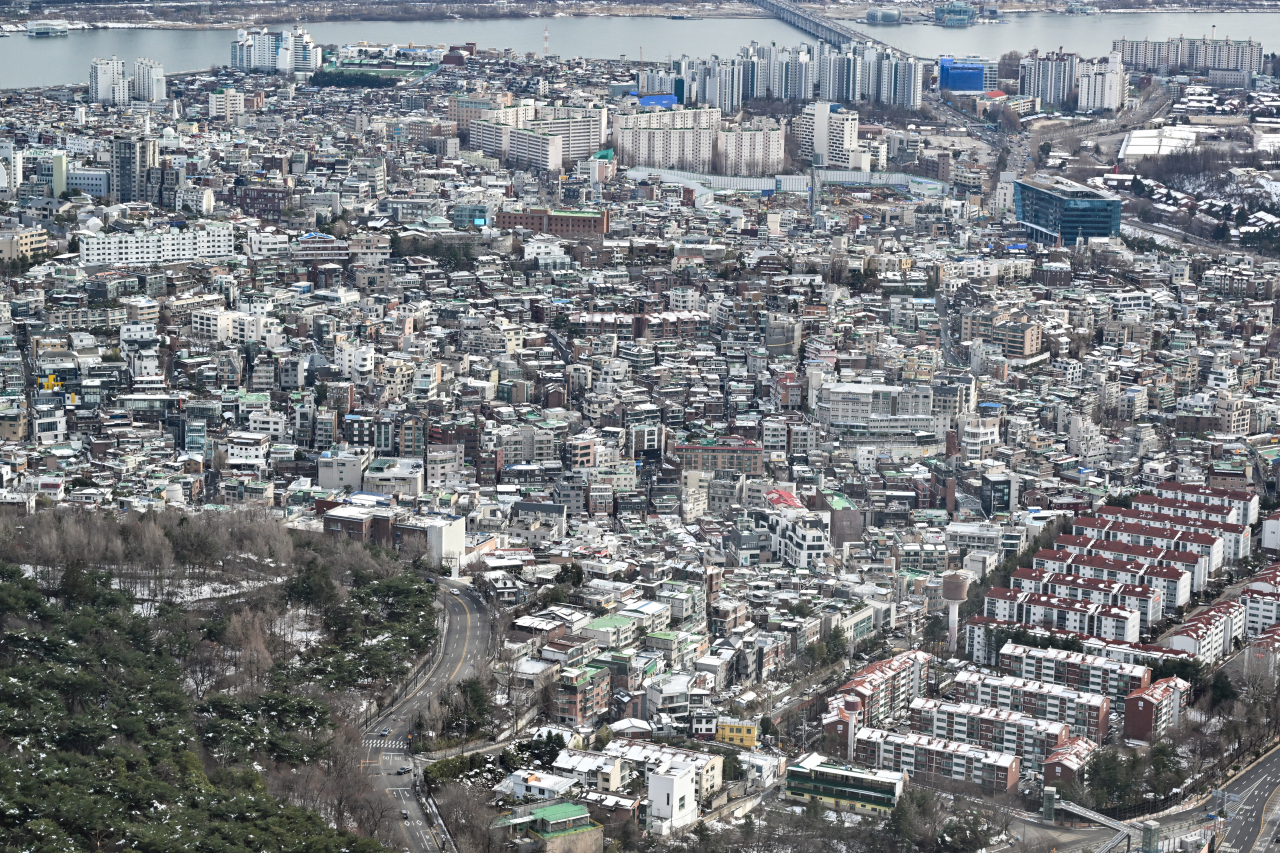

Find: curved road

[363,580,490,853]
[1010,744,1280,853]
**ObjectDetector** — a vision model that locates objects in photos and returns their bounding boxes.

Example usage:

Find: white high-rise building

[132,58,166,103]
[0,141,21,193]
[796,101,863,168]
[208,88,246,120]
[715,118,785,177]
[1077,52,1124,113]
[1020,50,1079,108]
[89,56,125,104]
[612,107,721,172]
[231,26,322,73]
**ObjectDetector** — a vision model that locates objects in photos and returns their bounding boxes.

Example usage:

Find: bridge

[749,0,890,50]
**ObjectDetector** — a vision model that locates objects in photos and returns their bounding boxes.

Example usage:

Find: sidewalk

[364,599,451,732]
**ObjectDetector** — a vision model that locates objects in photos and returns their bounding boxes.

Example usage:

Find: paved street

[363,581,490,853]
[1001,745,1280,853]
[1181,747,1280,853]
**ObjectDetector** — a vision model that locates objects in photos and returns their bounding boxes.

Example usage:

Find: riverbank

[0,7,1275,90]
[0,1,770,30]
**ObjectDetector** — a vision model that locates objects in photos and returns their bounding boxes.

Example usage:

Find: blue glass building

[1014,176,1121,245]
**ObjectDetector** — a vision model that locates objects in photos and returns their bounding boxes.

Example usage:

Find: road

[1185,746,1280,853]
[363,580,491,853]
[936,295,967,368]
[1004,744,1280,853]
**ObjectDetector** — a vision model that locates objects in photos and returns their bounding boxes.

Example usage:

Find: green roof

[822,490,853,511]
[586,614,634,630]
[532,802,588,823]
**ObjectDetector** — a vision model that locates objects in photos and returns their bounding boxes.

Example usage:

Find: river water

[0,11,1274,90]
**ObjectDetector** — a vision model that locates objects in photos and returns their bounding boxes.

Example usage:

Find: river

[0,11,1273,90]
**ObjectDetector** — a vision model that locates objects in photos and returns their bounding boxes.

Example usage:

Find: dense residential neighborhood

[6,10,1280,853]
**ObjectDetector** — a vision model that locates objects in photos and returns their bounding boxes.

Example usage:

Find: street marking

[446,592,473,683]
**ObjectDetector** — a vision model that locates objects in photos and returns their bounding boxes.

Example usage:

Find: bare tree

[435,782,501,853]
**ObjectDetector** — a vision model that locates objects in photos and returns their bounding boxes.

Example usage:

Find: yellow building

[715,717,757,748]
[0,227,47,261]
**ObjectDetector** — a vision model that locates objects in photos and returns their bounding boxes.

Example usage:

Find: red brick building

[1123,676,1191,741]
[494,207,609,236]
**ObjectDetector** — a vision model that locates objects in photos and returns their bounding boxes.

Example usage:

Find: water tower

[942,571,971,653]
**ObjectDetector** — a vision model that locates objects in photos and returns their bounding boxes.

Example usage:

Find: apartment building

[1010,567,1164,630]
[673,438,764,476]
[1241,589,1280,637]
[964,616,1196,671]
[80,221,235,265]
[493,207,609,236]
[953,670,1109,741]
[983,587,1141,642]
[908,697,1072,771]
[795,101,865,169]
[813,381,937,436]
[1154,480,1260,526]
[1131,493,1239,524]
[611,107,721,172]
[554,665,611,726]
[852,727,1019,793]
[715,119,785,177]
[840,650,932,729]
[1032,548,1191,614]
[1073,514,1224,587]
[998,643,1151,704]
[1123,676,1191,741]
[1052,534,1206,594]
[1165,600,1245,665]
[1096,504,1250,564]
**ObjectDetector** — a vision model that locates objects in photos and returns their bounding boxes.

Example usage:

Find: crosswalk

[363,738,408,750]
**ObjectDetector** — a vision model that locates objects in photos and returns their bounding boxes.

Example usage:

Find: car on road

[450,588,461,595]
[398,765,412,775]
[402,810,410,820]
[380,728,390,737]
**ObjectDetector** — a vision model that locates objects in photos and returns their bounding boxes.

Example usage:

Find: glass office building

[1014,176,1121,245]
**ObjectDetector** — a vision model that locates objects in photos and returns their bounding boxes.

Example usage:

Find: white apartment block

[953,670,1108,742]
[795,102,866,169]
[1076,52,1123,112]
[245,227,289,257]
[190,309,282,344]
[1165,601,1245,665]
[80,221,234,265]
[1155,480,1259,525]
[89,56,124,104]
[715,120,785,177]
[612,107,721,173]
[209,88,246,120]
[1242,589,1280,637]
[984,587,1141,642]
[132,58,166,103]
[470,121,566,171]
